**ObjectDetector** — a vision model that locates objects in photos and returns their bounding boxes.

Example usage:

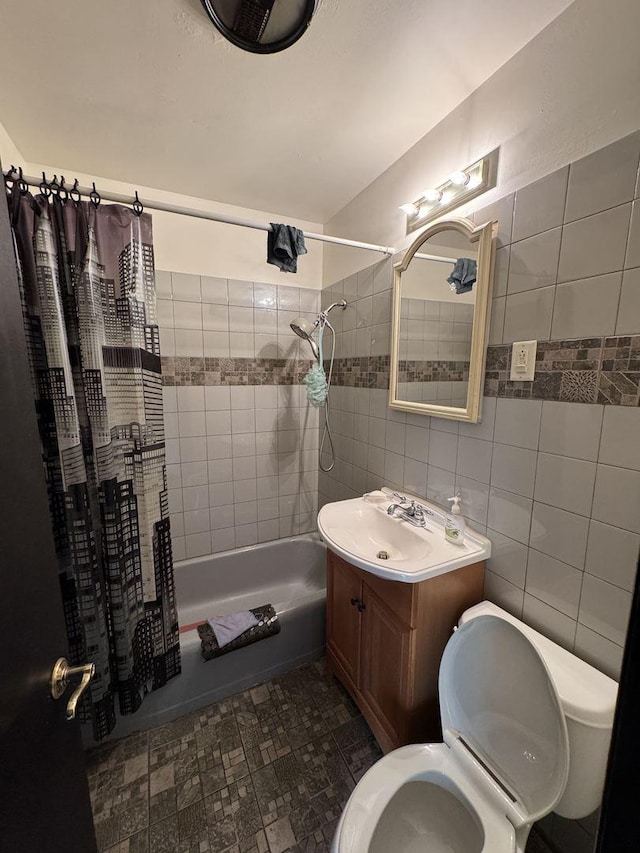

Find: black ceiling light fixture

[200,0,317,54]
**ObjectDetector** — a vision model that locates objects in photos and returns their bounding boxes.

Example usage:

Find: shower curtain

[7,185,180,740]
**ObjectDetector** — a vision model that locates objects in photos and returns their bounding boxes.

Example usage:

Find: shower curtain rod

[414,252,457,264]
[5,170,396,256]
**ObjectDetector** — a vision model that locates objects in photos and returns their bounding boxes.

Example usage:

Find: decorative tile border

[161,337,640,405]
[327,356,391,388]
[160,356,312,386]
[484,335,640,405]
[397,360,470,383]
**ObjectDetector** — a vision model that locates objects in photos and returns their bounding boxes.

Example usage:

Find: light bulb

[422,189,442,205]
[449,170,470,187]
[399,202,419,216]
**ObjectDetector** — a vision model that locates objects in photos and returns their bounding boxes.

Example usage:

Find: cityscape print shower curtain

[8,186,180,740]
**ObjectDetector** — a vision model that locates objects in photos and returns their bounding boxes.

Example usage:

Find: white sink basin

[317,495,491,583]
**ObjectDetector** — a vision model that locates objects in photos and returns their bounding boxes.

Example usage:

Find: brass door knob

[50,658,96,720]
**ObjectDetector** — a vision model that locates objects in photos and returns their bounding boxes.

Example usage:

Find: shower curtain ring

[3,165,17,188]
[40,171,52,198]
[49,174,60,196]
[18,166,28,195]
[89,181,101,208]
[59,176,69,201]
[70,178,81,204]
[132,191,144,217]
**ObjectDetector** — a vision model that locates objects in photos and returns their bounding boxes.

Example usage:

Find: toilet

[332,601,618,853]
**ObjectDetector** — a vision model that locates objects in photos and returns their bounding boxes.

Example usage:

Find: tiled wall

[319,133,640,853]
[319,131,640,685]
[156,271,322,559]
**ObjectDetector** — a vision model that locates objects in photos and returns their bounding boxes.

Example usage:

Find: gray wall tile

[493,246,510,298]
[592,464,640,533]
[599,406,640,470]
[558,204,631,283]
[494,398,542,449]
[530,502,589,568]
[490,443,537,498]
[525,549,583,619]
[551,273,622,339]
[513,166,569,243]
[487,487,533,544]
[522,594,577,650]
[585,520,639,592]
[539,402,603,461]
[472,193,514,248]
[457,436,492,483]
[534,453,597,517]
[564,131,640,223]
[488,297,505,345]
[484,569,524,617]
[616,267,640,335]
[507,228,561,294]
[574,624,623,680]
[625,200,640,268]
[579,574,632,647]
[486,528,528,588]
[503,285,555,343]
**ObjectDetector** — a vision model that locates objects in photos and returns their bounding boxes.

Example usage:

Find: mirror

[201,0,316,54]
[389,217,495,422]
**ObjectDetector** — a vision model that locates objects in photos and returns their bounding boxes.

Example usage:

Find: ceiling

[0,0,574,222]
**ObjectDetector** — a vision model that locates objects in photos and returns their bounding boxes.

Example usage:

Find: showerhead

[290,317,319,359]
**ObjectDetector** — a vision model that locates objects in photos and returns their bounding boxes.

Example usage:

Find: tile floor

[86,657,558,853]
[86,659,381,853]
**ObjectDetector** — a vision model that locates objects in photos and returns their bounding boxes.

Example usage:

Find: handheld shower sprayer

[290,299,347,472]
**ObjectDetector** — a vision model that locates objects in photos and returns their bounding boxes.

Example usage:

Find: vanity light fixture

[399,202,419,216]
[401,149,499,234]
[421,188,443,204]
[449,170,471,187]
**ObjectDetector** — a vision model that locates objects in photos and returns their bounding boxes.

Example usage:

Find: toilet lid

[439,615,569,823]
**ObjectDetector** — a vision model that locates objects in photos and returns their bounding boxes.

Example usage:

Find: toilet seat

[333,616,570,853]
[333,742,516,853]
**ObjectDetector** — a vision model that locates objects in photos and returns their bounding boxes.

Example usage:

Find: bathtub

[86,534,326,743]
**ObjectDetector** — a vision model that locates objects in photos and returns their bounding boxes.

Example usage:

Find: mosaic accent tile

[485,336,640,405]
[598,371,640,405]
[397,360,470,383]
[328,356,391,389]
[161,357,313,387]
[560,370,599,403]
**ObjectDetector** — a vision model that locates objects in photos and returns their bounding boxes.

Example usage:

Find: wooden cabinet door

[327,553,362,687]
[359,585,412,747]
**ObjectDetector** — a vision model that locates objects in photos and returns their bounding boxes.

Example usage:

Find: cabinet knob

[357,601,366,612]
[350,597,359,606]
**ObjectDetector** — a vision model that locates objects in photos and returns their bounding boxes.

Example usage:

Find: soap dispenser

[445,494,465,546]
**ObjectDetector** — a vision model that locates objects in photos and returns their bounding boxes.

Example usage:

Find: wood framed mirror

[389,217,496,423]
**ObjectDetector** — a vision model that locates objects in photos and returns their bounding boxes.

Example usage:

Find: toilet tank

[459,601,618,820]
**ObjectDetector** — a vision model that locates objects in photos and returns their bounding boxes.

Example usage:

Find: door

[0,181,97,851]
[359,586,412,747]
[326,552,362,688]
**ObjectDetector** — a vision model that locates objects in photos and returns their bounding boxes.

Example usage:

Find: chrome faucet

[387,500,427,528]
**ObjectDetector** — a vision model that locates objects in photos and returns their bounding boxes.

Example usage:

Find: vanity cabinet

[326,549,484,752]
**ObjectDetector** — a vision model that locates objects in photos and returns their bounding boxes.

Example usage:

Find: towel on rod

[197,604,280,661]
[447,257,477,294]
[267,223,307,273]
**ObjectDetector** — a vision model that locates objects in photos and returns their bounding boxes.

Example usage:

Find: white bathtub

[87,534,326,743]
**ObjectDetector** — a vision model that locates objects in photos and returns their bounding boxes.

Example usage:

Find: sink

[317,495,491,583]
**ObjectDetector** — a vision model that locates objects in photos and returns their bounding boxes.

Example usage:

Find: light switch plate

[510,340,537,381]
